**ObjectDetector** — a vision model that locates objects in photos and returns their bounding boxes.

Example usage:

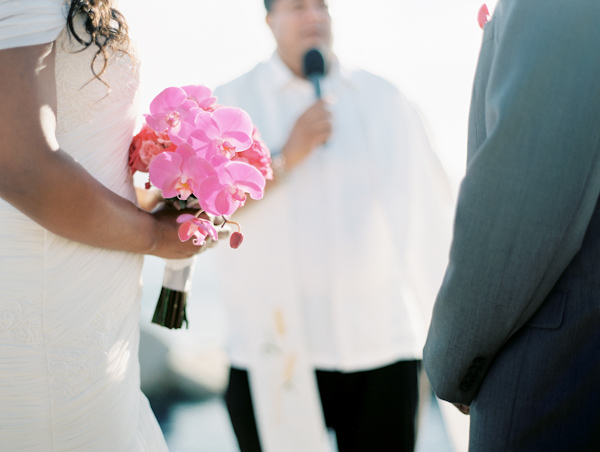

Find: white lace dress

[0,1,168,450]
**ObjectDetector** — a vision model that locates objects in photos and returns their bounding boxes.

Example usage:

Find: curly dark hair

[66,0,130,81]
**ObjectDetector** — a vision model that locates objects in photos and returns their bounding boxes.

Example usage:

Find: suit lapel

[468,18,497,163]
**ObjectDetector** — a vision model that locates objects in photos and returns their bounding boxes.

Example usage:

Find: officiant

[211,1,453,451]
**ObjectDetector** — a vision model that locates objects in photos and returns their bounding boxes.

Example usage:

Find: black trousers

[225,360,421,452]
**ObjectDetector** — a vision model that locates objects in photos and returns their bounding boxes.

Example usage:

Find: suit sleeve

[424,0,600,404]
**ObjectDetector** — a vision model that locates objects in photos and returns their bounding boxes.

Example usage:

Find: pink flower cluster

[129,124,175,175]
[129,85,272,248]
[231,127,273,180]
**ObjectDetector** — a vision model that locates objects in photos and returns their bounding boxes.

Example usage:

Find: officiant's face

[267,0,332,71]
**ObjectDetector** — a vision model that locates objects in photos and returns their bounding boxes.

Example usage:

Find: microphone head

[302,48,325,78]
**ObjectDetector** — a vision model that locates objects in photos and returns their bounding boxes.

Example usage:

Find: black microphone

[302,48,325,99]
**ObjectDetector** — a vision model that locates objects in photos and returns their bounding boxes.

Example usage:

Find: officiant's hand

[281,100,332,171]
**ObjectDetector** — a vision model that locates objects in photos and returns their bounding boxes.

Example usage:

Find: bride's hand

[199,212,232,250]
[136,187,163,212]
[148,207,231,259]
[148,206,206,259]
[0,43,167,256]
[0,44,222,259]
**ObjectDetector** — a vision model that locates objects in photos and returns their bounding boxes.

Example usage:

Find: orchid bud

[230,231,244,249]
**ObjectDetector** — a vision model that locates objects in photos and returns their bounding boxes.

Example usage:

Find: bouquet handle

[152,256,197,329]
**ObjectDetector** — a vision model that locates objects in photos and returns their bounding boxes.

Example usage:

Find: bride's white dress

[0,1,168,450]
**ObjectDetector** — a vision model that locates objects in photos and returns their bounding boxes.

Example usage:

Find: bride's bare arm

[0,42,199,259]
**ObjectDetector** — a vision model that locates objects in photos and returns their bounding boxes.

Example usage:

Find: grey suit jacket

[424,0,600,449]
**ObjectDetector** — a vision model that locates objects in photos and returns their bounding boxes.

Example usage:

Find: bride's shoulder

[54,9,140,136]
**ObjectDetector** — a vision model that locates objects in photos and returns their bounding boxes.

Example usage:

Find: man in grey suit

[424,0,600,450]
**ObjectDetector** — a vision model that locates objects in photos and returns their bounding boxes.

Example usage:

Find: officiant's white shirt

[214,53,452,372]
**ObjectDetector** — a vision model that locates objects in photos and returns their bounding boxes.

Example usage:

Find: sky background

[121,0,498,191]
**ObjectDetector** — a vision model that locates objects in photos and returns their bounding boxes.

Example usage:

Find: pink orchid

[478,4,490,29]
[187,108,254,161]
[182,85,218,111]
[177,214,218,246]
[232,127,273,180]
[149,143,215,201]
[196,161,266,217]
[145,87,200,145]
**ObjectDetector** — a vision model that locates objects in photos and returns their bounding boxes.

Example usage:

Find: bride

[0,1,211,449]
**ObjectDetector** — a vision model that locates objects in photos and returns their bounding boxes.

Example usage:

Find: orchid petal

[179,99,201,114]
[214,187,239,216]
[209,155,231,170]
[145,115,169,132]
[175,143,198,176]
[196,177,231,216]
[225,162,266,200]
[177,213,197,224]
[188,130,218,160]
[178,221,198,242]
[212,108,254,150]
[187,111,221,158]
[182,85,218,110]
[188,156,218,189]
[197,218,219,241]
[193,111,220,140]
[149,87,187,116]
[168,105,201,145]
[149,152,184,198]
[176,214,218,246]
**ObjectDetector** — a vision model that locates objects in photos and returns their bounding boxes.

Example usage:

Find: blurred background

[119,0,498,450]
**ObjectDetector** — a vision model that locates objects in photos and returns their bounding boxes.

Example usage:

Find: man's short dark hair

[264,0,275,12]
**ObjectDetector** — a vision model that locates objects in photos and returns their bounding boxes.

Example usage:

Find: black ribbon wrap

[152,287,188,329]
[151,255,196,329]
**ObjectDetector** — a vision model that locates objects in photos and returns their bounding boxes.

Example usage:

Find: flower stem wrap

[152,287,188,329]
[151,256,197,329]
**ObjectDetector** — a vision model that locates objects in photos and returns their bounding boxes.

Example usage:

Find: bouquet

[129,85,272,329]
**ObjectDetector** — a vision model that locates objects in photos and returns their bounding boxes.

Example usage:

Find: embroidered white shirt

[214,53,453,372]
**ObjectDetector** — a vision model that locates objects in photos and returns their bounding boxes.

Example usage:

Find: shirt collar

[266,51,358,92]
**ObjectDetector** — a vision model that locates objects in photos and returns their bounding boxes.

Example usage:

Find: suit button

[468,366,480,375]
[460,382,472,392]
[473,357,486,367]
[465,374,477,383]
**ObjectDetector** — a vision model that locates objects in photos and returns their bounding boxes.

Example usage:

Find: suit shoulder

[496,0,600,43]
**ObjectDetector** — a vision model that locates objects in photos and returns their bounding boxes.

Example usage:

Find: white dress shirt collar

[267,51,357,93]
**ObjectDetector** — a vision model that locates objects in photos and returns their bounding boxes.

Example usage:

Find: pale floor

[141,256,456,452]
[148,389,454,452]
